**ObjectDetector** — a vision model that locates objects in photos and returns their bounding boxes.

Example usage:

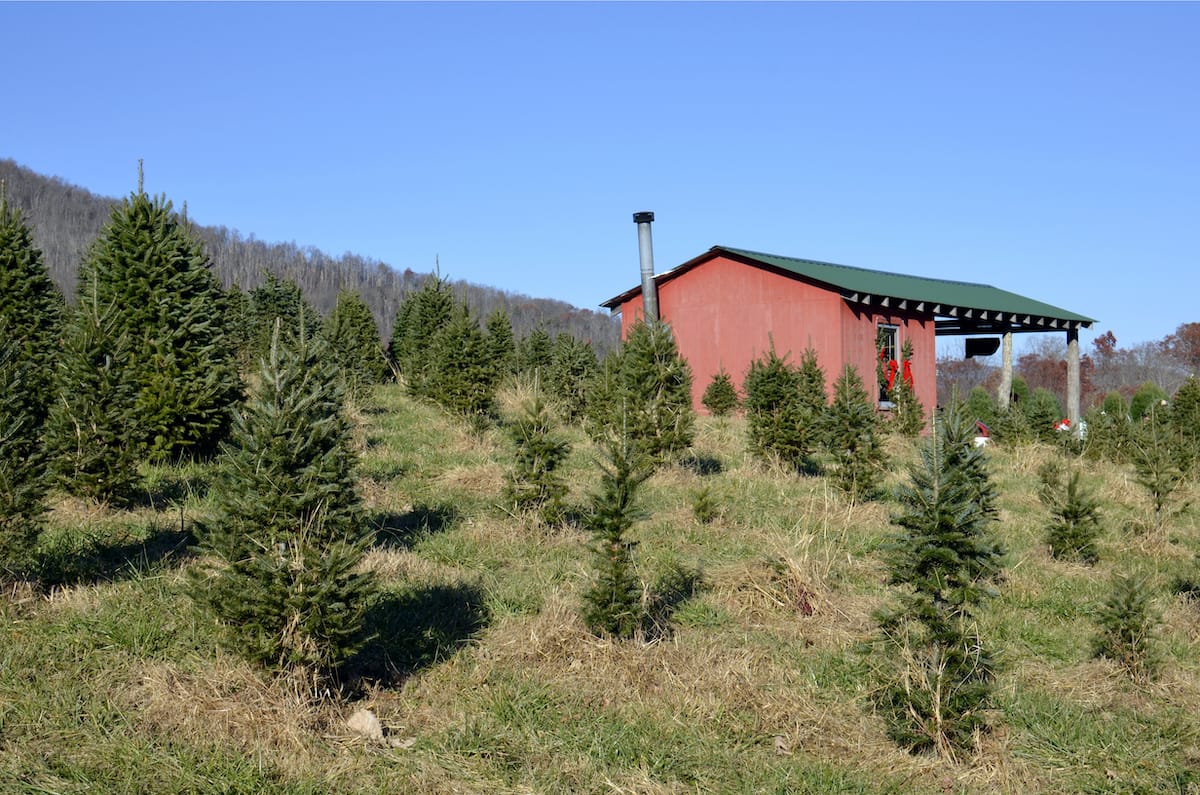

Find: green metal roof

[603,245,1095,333]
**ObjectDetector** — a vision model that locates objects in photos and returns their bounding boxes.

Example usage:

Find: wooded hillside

[0,158,620,348]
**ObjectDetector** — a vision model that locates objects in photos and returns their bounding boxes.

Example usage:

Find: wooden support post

[998,331,1014,410]
[1067,327,1081,431]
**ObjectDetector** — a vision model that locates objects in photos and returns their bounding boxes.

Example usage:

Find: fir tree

[1042,469,1103,564]
[426,304,500,424]
[581,430,653,639]
[0,338,48,578]
[1131,404,1187,534]
[795,347,828,442]
[483,309,517,382]
[77,170,240,460]
[1170,377,1200,473]
[193,324,376,686]
[875,401,1005,757]
[822,364,884,502]
[45,294,140,506]
[1130,381,1168,422]
[249,273,321,359]
[0,185,64,420]
[701,369,740,417]
[516,326,554,378]
[1026,388,1064,442]
[323,289,389,403]
[1092,573,1161,682]
[222,283,255,371]
[504,383,571,525]
[545,332,598,423]
[743,345,810,469]
[388,273,455,397]
[586,320,694,466]
[964,387,997,432]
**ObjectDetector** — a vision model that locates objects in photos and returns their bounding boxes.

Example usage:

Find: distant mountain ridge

[0,158,619,349]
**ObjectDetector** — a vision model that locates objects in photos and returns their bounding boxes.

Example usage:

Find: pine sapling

[1043,469,1103,564]
[1131,404,1188,534]
[701,369,739,417]
[504,383,571,525]
[875,400,1005,758]
[822,364,884,502]
[581,430,653,639]
[193,324,376,691]
[1092,573,1161,682]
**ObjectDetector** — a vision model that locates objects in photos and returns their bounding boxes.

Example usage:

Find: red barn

[602,245,1095,422]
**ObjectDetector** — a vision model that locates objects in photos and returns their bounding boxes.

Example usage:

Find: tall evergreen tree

[875,401,1005,757]
[822,364,884,502]
[76,170,240,460]
[45,294,141,506]
[0,339,48,578]
[323,289,389,403]
[0,186,64,420]
[586,320,694,465]
[193,325,376,686]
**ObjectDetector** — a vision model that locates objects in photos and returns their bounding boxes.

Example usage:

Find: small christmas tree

[1042,469,1103,564]
[45,293,141,506]
[193,324,376,689]
[1131,404,1187,534]
[875,401,1005,757]
[1092,573,1161,682]
[516,326,554,378]
[701,369,739,417]
[483,309,517,381]
[249,273,321,359]
[388,273,455,398]
[587,320,694,467]
[743,345,807,468]
[504,382,571,525]
[822,364,884,502]
[426,304,500,424]
[545,332,598,423]
[323,289,389,403]
[1170,377,1200,474]
[581,429,652,639]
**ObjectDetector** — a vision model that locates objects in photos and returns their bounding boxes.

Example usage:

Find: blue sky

[4,1,1197,352]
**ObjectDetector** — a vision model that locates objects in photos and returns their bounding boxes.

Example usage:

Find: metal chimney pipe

[633,211,658,322]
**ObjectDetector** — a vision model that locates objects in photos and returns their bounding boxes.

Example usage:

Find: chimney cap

[632,211,654,224]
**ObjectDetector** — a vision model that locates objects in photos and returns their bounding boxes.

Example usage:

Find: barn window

[876,324,899,407]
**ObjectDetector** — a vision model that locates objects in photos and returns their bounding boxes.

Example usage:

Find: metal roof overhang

[838,291,1094,336]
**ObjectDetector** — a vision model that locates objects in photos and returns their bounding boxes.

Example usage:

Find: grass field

[3,384,1199,794]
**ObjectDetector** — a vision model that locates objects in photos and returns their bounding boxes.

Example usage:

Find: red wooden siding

[617,253,937,416]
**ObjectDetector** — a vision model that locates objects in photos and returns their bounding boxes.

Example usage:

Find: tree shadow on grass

[38,524,196,588]
[643,563,707,642]
[370,503,461,550]
[679,452,724,477]
[347,582,489,686]
[127,471,212,511]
